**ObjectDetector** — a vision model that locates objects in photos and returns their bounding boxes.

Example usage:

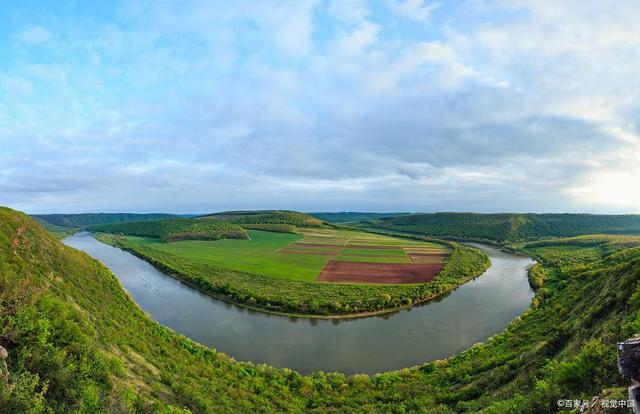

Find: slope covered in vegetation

[360,212,640,242]
[199,210,324,228]
[310,212,410,223]
[88,218,249,243]
[3,207,640,413]
[36,220,78,239]
[33,213,177,229]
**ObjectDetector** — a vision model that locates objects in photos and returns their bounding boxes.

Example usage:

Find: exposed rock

[617,338,640,413]
[0,345,8,386]
[619,338,640,380]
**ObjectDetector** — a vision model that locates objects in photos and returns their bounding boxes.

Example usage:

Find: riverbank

[63,231,534,374]
[93,232,490,318]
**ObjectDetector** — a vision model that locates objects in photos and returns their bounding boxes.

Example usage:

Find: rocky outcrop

[0,345,9,386]
[617,337,640,413]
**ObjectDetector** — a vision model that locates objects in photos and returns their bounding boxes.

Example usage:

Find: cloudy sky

[1,1,640,214]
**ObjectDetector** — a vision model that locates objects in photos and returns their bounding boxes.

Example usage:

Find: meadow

[125,230,322,281]
[100,226,452,283]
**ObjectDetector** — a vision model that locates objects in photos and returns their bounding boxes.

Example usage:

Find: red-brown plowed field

[280,249,339,256]
[287,243,345,249]
[409,252,450,264]
[317,261,444,284]
[408,253,450,258]
[343,244,403,250]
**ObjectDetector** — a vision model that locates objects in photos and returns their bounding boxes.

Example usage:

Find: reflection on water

[65,233,534,375]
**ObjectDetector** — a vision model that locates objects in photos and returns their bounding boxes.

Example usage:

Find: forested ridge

[88,219,249,243]
[33,213,178,229]
[198,210,324,227]
[3,207,640,412]
[359,212,640,242]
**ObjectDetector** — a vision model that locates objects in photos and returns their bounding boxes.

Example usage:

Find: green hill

[199,210,324,228]
[33,213,177,228]
[310,212,410,223]
[360,212,640,242]
[88,218,249,242]
[3,206,640,412]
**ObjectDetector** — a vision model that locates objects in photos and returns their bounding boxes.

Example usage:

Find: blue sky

[1,1,639,214]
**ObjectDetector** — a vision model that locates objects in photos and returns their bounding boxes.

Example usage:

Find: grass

[36,220,78,239]
[129,230,326,281]
[122,228,452,281]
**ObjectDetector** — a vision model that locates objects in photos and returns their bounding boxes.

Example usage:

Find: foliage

[309,212,410,223]
[33,213,177,228]
[238,223,296,233]
[4,207,640,413]
[199,210,324,227]
[35,220,78,239]
[528,263,545,290]
[359,212,640,242]
[89,218,249,243]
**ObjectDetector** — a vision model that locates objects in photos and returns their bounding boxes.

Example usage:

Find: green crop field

[127,230,325,281]
[119,227,451,281]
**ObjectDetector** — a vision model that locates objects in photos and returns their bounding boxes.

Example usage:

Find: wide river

[65,232,534,375]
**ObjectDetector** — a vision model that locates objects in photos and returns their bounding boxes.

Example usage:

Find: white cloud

[389,0,440,21]
[17,25,53,44]
[2,0,640,213]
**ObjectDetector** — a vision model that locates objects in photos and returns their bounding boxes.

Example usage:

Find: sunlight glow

[571,169,640,212]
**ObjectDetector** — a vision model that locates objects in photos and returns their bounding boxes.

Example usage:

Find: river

[64,232,534,375]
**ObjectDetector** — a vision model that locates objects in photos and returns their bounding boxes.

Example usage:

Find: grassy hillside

[199,210,324,228]
[33,213,177,228]
[36,220,78,239]
[310,212,409,223]
[3,207,640,412]
[360,212,640,242]
[88,218,249,243]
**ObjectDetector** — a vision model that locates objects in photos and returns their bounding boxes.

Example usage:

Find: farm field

[120,227,452,284]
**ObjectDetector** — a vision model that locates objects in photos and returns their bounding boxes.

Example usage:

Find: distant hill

[310,212,409,223]
[88,218,249,242]
[198,210,323,227]
[33,213,178,228]
[358,212,640,242]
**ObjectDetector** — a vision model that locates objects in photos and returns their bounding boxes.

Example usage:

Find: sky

[1,0,640,214]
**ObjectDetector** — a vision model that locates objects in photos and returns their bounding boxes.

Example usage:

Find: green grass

[36,220,78,239]
[125,228,452,282]
[128,230,328,281]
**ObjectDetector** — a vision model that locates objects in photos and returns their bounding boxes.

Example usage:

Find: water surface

[65,233,534,375]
